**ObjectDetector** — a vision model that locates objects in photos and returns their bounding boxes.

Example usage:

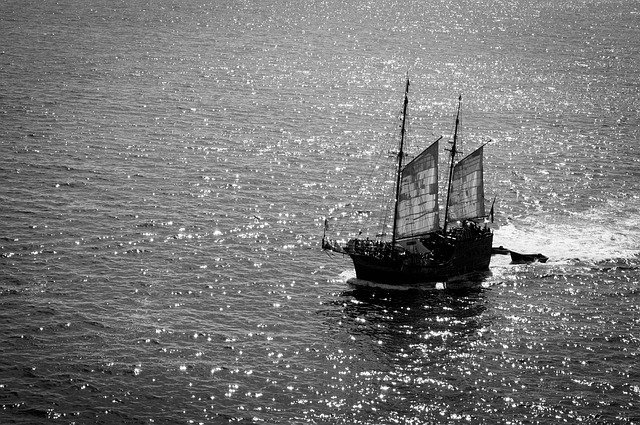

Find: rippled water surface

[1,0,639,423]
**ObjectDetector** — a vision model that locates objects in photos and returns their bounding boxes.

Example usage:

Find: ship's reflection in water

[317,278,494,420]
[340,281,489,355]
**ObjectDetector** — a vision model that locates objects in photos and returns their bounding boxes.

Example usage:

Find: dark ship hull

[346,230,493,286]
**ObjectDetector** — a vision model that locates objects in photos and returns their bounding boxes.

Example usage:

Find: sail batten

[395,140,440,239]
[448,146,485,221]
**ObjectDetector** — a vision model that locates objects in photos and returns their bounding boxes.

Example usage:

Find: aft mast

[391,77,411,248]
[443,95,462,232]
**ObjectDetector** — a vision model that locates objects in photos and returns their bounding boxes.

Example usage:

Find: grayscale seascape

[1,0,639,423]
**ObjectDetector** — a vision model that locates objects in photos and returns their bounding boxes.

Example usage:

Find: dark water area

[1,0,639,423]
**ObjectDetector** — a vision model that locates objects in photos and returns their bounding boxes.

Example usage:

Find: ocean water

[1,0,639,423]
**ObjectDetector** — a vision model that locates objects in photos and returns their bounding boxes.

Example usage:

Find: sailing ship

[322,78,494,286]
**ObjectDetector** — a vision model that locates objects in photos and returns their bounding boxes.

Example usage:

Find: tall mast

[391,77,410,248]
[443,95,462,232]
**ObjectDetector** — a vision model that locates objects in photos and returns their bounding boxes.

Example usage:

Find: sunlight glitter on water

[1,0,639,422]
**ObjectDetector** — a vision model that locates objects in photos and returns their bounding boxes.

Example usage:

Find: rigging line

[335,130,396,238]
[391,77,411,248]
[331,82,410,240]
[379,140,404,238]
[379,164,397,239]
[329,139,385,237]
[341,90,408,238]
[444,95,463,232]
[372,149,398,238]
